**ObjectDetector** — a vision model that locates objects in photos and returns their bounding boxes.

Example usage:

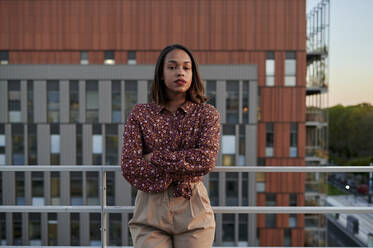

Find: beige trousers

[128,181,215,248]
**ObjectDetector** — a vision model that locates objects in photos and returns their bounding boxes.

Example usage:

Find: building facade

[0,0,308,246]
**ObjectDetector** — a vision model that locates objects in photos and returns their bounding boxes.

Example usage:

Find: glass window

[289,194,297,206]
[242,81,249,123]
[147,80,153,103]
[29,213,41,246]
[226,172,238,206]
[32,172,44,205]
[0,124,5,165]
[256,167,266,193]
[222,124,235,166]
[124,80,138,121]
[290,123,298,157]
[222,214,235,245]
[48,213,57,245]
[266,193,276,206]
[69,80,79,122]
[238,125,245,165]
[226,80,239,124]
[28,124,37,165]
[12,124,24,165]
[109,213,121,246]
[266,214,276,228]
[92,124,102,165]
[266,52,275,86]
[0,213,5,244]
[13,213,22,245]
[284,228,292,246]
[104,51,115,65]
[242,172,248,205]
[107,172,115,206]
[285,51,296,86]
[128,51,136,65]
[71,213,80,245]
[71,172,83,205]
[206,80,216,107]
[90,213,101,246]
[16,172,25,205]
[50,124,60,165]
[266,123,274,157]
[86,80,99,122]
[47,80,60,123]
[27,80,34,122]
[50,172,60,205]
[209,172,219,206]
[105,124,118,165]
[239,214,248,245]
[289,214,297,227]
[0,51,8,64]
[8,80,21,122]
[76,124,83,165]
[112,80,122,123]
[87,172,99,205]
[80,51,88,64]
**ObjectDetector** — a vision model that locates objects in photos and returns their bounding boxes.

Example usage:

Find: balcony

[1,165,373,247]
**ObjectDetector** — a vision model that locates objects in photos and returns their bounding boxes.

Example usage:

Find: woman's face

[162,49,193,98]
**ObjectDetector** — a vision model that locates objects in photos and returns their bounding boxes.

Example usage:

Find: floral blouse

[121,100,220,199]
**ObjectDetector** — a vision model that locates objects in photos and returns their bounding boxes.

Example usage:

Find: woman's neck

[164,96,186,114]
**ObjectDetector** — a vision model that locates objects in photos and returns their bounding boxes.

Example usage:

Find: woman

[121,44,220,248]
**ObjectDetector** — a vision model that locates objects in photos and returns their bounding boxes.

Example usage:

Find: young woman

[121,44,220,248]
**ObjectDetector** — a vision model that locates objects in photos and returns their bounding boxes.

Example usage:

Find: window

[50,172,60,205]
[86,80,99,122]
[29,213,41,246]
[226,80,239,123]
[266,52,275,86]
[90,213,101,246]
[289,214,297,227]
[28,124,37,165]
[285,51,296,86]
[69,80,79,122]
[242,80,249,123]
[47,80,60,123]
[226,172,238,206]
[222,214,235,245]
[0,124,5,165]
[92,124,102,165]
[48,213,57,245]
[87,172,99,205]
[104,51,115,65]
[266,214,276,228]
[50,124,60,165]
[266,193,276,206]
[107,172,115,206]
[13,213,22,245]
[222,124,236,166]
[76,124,83,165]
[8,80,21,122]
[238,125,245,165]
[128,51,136,65]
[284,228,292,246]
[109,214,121,246]
[256,170,266,193]
[124,80,137,121]
[0,51,8,64]
[32,172,44,205]
[206,80,216,107]
[27,80,34,122]
[239,214,248,245]
[71,172,83,205]
[290,123,298,157]
[242,172,248,205]
[12,124,24,165]
[289,194,297,206]
[80,51,88,64]
[147,80,153,103]
[112,80,121,123]
[266,123,274,157]
[15,172,25,205]
[209,172,219,206]
[70,213,80,245]
[105,124,118,165]
[0,213,5,244]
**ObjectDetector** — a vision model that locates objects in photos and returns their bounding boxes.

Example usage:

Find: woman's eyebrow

[167,60,191,64]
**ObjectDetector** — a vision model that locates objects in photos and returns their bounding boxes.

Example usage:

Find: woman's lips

[175,79,186,85]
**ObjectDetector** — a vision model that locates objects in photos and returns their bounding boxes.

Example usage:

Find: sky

[307,0,373,107]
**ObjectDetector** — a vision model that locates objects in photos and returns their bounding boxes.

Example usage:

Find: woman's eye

[184,67,191,70]
[168,66,176,70]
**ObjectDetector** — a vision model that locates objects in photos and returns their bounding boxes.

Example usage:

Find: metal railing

[1,165,373,248]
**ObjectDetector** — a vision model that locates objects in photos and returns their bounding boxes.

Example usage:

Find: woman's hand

[143,152,153,162]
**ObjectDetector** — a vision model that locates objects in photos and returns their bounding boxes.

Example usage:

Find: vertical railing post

[100,167,107,248]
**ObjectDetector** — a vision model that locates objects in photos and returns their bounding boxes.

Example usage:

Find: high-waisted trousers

[128,181,215,248]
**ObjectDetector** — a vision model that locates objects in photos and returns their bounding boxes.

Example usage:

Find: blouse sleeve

[121,105,172,193]
[151,105,220,176]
